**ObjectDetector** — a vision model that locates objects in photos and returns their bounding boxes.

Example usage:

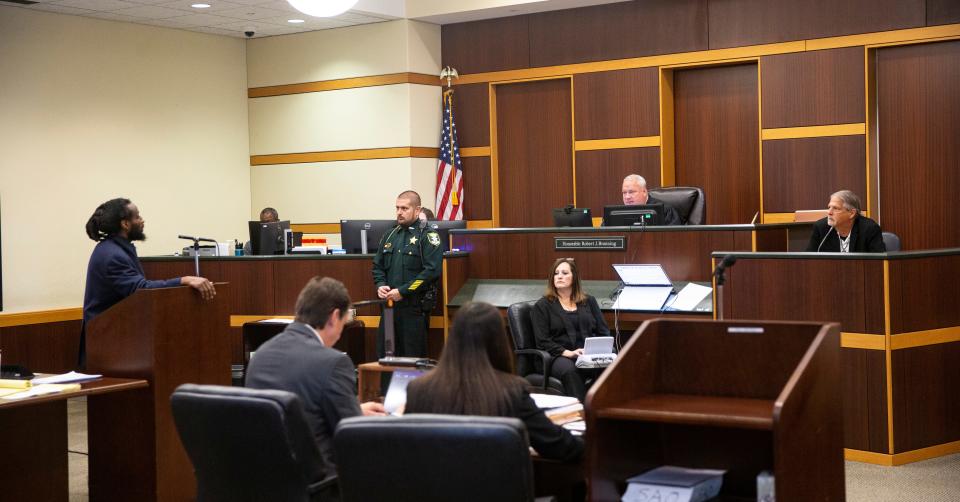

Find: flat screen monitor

[424,220,467,251]
[249,220,291,255]
[602,204,664,227]
[340,219,398,254]
[552,207,593,227]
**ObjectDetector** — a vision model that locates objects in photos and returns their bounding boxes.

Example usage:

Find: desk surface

[0,377,148,411]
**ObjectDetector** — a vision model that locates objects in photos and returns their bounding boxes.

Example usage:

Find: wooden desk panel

[888,254,960,334]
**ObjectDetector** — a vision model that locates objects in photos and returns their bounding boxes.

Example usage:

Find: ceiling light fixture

[286,0,357,17]
[287,19,305,23]
[190,3,211,8]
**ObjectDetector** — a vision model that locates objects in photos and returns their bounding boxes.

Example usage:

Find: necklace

[559,297,577,311]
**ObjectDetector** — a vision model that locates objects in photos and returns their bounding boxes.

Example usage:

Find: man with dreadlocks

[80,197,215,367]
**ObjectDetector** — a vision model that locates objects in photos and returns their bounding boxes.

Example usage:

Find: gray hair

[623,174,647,188]
[831,190,862,213]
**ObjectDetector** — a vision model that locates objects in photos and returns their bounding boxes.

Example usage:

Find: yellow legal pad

[0,382,81,400]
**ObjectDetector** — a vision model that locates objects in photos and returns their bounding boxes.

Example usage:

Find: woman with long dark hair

[531,258,610,401]
[405,301,583,462]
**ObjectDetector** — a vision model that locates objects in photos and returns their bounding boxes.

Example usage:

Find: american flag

[435,91,463,220]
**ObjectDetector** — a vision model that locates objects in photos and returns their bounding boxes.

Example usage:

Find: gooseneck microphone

[179,235,218,275]
[815,226,835,252]
[713,255,737,286]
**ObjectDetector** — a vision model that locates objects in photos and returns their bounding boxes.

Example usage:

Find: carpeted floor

[66,397,959,501]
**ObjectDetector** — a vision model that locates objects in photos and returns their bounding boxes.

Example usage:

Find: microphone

[563,204,574,214]
[178,235,217,243]
[714,255,737,286]
[816,226,835,252]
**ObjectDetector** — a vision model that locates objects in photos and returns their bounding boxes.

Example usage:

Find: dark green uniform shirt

[372,224,443,301]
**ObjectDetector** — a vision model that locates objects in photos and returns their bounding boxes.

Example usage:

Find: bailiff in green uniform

[372,190,443,357]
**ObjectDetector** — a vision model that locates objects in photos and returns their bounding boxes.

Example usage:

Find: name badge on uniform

[384,243,392,249]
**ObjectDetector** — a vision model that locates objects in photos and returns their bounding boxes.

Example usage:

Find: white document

[1,384,79,400]
[259,318,294,324]
[383,370,425,415]
[613,264,672,286]
[530,393,580,409]
[667,283,712,311]
[32,371,102,384]
[612,286,673,311]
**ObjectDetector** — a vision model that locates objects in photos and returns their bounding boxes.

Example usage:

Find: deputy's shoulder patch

[427,231,441,247]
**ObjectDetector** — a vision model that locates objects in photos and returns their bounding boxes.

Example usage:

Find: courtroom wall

[440,0,960,248]
[0,6,251,312]
[246,20,442,227]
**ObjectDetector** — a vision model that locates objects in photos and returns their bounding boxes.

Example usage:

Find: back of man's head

[86,197,133,241]
[295,277,351,328]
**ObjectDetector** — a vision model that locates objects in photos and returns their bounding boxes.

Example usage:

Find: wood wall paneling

[674,64,760,224]
[761,47,866,128]
[887,255,960,334]
[573,68,660,140]
[842,348,890,453]
[877,40,960,250]
[762,135,866,213]
[926,0,960,26]
[495,79,573,227]
[527,0,709,67]
[452,83,490,148]
[574,147,661,213]
[461,156,492,220]
[441,16,530,74]
[708,0,925,49]
[891,342,960,452]
[0,320,81,373]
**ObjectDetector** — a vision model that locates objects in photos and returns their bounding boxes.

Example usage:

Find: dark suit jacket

[531,296,610,357]
[405,376,584,463]
[647,195,682,226]
[806,215,886,252]
[80,236,181,366]
[246,322,362,473]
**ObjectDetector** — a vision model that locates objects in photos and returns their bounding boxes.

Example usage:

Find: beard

[128,225,147,241]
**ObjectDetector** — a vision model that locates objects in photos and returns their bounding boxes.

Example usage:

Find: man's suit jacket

[80,236,181,366]
[245,322,361,473]
[806,215,886,252]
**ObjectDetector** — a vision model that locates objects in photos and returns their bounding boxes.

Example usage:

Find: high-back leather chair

[507,301,566,395]
[170,384,337,502]
[334,415,535,502]
[648,186,706,225]
[882,231,901,251]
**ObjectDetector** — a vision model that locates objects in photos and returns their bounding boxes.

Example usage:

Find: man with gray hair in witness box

[806,190,886,253]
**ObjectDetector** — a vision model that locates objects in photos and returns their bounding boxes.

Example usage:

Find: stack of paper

[622,466,725,502]
[1,383,81,400]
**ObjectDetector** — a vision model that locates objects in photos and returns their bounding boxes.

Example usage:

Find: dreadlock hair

[85,198,132,241]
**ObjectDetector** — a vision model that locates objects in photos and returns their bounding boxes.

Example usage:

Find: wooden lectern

[86,285,230,502]
[586,318,843,501]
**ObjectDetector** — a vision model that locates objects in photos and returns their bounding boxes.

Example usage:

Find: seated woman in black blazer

[531,258,611,401]
[405,301,583,463]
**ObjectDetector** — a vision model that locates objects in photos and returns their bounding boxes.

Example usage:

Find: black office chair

[507,301,567,395]
[170,384,337,502]
[648,186,706,225]
[882,231,901,251]
[334,415,538,502]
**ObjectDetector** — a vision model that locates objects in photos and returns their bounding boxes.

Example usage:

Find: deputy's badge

[384,243,392,249]
[427,232,441,247]
[409,236,418,245]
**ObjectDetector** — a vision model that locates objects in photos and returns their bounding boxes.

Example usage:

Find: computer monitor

[340,219,398,254]
[552,207,593,227]
[425,220,467,250]
[602,203,664,227]
[248,220,291,255]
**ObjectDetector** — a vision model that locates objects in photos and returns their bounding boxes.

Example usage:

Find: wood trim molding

[466,219,494,229]
[230,314,444,329]
[574,136,660,151]
[248,72,440,98]
[460,146,491,157]
[761,123,866,140]
[890,326,960,350]
[291,223,341,234]
[456,41,805,85]
[0,307,82,328]
[841,332,885,350]
[251,147,438,166]
[845,440,960,466]
[883,260,895,455]
[762,213,795,224]
[808,24,960,51]
[453,25,960,86]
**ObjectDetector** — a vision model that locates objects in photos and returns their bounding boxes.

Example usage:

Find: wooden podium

[86,285,230,502]
[586,318,844,501]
